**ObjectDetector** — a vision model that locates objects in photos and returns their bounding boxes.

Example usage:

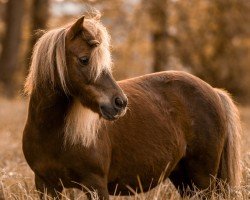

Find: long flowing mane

[24,16,112,95]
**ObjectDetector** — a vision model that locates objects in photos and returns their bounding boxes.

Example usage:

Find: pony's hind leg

[35,174,63,199]
[169,156,219,198]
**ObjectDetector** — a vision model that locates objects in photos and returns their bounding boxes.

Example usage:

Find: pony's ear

[67,15,85,40]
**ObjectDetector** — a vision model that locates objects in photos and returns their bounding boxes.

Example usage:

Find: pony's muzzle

[99,96,128,121]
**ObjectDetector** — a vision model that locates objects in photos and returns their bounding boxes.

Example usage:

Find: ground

[0,97,249,199]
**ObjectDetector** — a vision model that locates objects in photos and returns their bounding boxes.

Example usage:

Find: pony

[23,15,242,199]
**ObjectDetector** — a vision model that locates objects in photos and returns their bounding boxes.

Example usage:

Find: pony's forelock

[24,16,112,95]
[85,18,112,81]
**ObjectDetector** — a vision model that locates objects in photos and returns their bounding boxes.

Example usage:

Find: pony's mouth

[99,105,127,121]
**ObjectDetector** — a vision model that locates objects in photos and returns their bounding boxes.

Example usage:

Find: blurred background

[0,0,250,102]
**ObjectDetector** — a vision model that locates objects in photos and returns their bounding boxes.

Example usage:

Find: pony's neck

[28,87,70,133]
[28,87,102,147]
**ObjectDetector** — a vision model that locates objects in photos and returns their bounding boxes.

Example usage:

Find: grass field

[0,97,249,199]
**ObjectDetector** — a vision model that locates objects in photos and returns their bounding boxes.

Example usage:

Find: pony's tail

[216,89,242,187]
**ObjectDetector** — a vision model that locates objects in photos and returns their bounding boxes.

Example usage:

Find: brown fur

[23,16,242,199]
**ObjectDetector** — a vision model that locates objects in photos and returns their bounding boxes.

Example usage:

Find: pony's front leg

[85,185,109,200]
[82,175,109,200]
[35,174,63,199]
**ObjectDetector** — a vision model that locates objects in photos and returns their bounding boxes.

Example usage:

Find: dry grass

[0,97,249,199]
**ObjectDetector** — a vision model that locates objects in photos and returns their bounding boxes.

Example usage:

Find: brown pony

[23,15,242,199]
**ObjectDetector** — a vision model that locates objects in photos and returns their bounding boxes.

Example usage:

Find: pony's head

[64,16,128,120]
[25,15,127,121]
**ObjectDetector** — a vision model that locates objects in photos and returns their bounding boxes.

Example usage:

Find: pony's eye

[79,56,89,65]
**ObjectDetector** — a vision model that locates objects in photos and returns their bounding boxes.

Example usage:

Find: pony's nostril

[115,97,124,109]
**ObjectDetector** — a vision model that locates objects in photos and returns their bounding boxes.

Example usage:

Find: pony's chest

[33,157,83,188]
[34,143,110,182]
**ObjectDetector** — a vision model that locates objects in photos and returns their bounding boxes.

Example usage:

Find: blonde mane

[64,100,102,147]
[24,16,112,95]
[24,28,67,94]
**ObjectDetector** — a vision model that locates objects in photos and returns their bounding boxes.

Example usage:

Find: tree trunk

[0,0,24,96]
[25,0,49,73]
[147,0,168,72]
